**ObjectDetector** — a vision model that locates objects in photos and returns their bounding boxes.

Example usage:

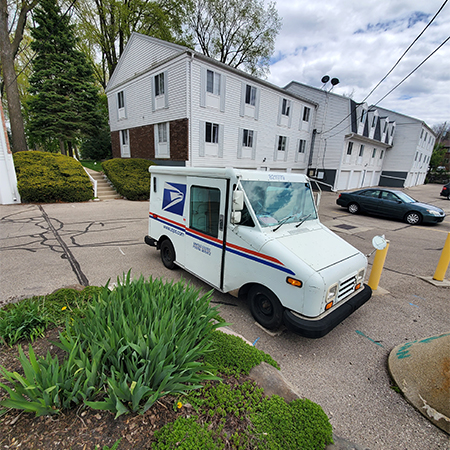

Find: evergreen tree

[27,0,101,155]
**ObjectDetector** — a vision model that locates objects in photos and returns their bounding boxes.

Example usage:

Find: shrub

[250,395,333,449]
[13,151,93,202]
[102,158,152,200]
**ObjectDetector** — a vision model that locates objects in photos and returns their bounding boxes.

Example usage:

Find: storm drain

[334,224,357,230]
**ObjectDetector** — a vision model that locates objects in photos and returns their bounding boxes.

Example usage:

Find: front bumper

[283,284,372,338]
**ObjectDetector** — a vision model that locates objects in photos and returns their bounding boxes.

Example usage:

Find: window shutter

[254,88,260,120]
[277,98,282,125]
[288,102,292,128]
[295,139,300,162]
[151,76,156,112]
[164,71,169,108]
[273,137,278,161]
[166,122,170,157]
[200,69,206,108]
[218,125,224,158]
[251,131,257,160]
[199,121,205,156]
[220,75,226,112]
[240,83,246,117]
[237,128,243,159]
[154,125,159,156]
[284,137,289,161]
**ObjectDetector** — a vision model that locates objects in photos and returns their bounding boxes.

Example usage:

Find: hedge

[13,151,93,203]
[102,158,152,201]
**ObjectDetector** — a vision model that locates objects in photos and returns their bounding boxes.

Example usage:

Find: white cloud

[267,0,450,127]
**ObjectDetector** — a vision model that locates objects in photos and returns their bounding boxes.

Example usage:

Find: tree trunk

[0,2,28,152]
[59,138,66,155]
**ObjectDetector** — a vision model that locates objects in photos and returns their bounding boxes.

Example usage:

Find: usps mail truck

[145,167,372,338]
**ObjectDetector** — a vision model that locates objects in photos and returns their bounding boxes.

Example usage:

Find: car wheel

[404,211,422,225]
[248,285,284,330]
[348,203,360,214]
[160,239,176,269]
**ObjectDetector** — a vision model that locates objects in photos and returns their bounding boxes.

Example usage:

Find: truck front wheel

[249,285,284,330]
[160,239,176,269]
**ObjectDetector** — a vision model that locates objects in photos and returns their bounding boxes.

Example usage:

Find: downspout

[188,53,194,167]
[308,129,317,172]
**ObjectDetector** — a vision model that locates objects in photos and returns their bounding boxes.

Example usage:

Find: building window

[281,99,290,116]
[372,116,377,127]
[278,136,287,151]
[303,107,311,122]
[298,139,306,153]
[383,122,388,133]
[245,85,257,106]
[360,110,366,123]
[117,91,125,109]
[206,122,219,143]
[121,129,129,146]
[242,129,254,147]
[347,142,353,155]
[206,70,221,95]
[359,144,365,157]
[155,73,165,96]
[380,150,384,159]
[158,123,168,143]
[372,148,377,158]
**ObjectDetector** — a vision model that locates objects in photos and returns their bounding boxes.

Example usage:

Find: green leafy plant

[153,416,225,450]
[250,395,333,449]
[102,158,152,200]
[0,286,102,346]
[204,330,279,376]
[13,151,93,202]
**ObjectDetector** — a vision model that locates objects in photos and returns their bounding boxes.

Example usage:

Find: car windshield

[241,180,317,228]
[396,192,416,203]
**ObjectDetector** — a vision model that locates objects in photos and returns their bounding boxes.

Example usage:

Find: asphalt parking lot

[1,183,449,449]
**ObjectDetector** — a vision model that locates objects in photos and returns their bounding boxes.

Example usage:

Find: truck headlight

[327,283,338,302]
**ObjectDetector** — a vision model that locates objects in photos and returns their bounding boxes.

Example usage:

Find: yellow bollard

[433,232,450,281]
[368,241,390,291]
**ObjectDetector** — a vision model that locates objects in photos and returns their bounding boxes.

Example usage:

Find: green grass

[80,160,103,171]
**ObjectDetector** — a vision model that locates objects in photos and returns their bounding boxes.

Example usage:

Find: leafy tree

[190,0,281,78]
[27,0,102,156]
[0,0,37,152]
[74,0,193,87]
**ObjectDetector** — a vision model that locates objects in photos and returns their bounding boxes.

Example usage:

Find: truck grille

[337,275,356,302]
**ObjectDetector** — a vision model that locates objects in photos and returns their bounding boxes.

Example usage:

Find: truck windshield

[241,180,317,228]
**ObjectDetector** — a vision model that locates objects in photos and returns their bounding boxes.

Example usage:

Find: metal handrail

[83,167,97,198]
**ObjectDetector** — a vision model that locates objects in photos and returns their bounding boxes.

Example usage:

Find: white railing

[83,167,97,198]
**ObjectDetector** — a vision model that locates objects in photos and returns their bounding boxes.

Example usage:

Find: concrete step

[84,167,121,200]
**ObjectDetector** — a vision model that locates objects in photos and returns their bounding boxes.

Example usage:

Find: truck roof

[148,166,309,183]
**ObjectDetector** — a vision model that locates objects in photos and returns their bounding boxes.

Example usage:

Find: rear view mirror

[233,190,244,211]
[231,211,242,224]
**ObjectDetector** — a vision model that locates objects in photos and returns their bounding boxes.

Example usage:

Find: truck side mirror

[231,211,242,224]
[233,190,244,211]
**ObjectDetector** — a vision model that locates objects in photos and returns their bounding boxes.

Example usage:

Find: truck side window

[190,186,220,237]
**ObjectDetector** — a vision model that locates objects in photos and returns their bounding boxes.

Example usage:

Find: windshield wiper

[272,215,295,232]
[295,213,312,228]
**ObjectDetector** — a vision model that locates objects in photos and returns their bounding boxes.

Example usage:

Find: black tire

[160,239,176,269]
[404,211,422,225]
[348,202,360,214]
[248,285,284,330]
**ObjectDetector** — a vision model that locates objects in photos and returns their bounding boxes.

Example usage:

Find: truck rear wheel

[160,239,176,269]
[249,285,284,330]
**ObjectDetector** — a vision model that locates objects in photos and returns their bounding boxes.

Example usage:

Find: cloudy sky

[266,0,450,129]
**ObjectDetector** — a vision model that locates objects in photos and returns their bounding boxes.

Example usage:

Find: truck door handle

[219,214,224,231]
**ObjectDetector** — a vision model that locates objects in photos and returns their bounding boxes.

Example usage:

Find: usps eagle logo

[162,182,186,216]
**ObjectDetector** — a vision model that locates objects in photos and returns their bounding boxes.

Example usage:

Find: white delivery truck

[145,167,372,338]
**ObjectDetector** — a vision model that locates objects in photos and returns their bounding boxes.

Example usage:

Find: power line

[320,1,448,138]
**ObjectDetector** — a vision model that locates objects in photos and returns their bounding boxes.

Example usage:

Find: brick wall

[110,118,189,161]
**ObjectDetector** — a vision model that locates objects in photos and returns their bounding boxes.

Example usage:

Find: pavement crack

[38,205,89,286]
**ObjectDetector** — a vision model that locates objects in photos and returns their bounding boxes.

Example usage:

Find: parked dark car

[440,183,450,199]
[336,188,446,225]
